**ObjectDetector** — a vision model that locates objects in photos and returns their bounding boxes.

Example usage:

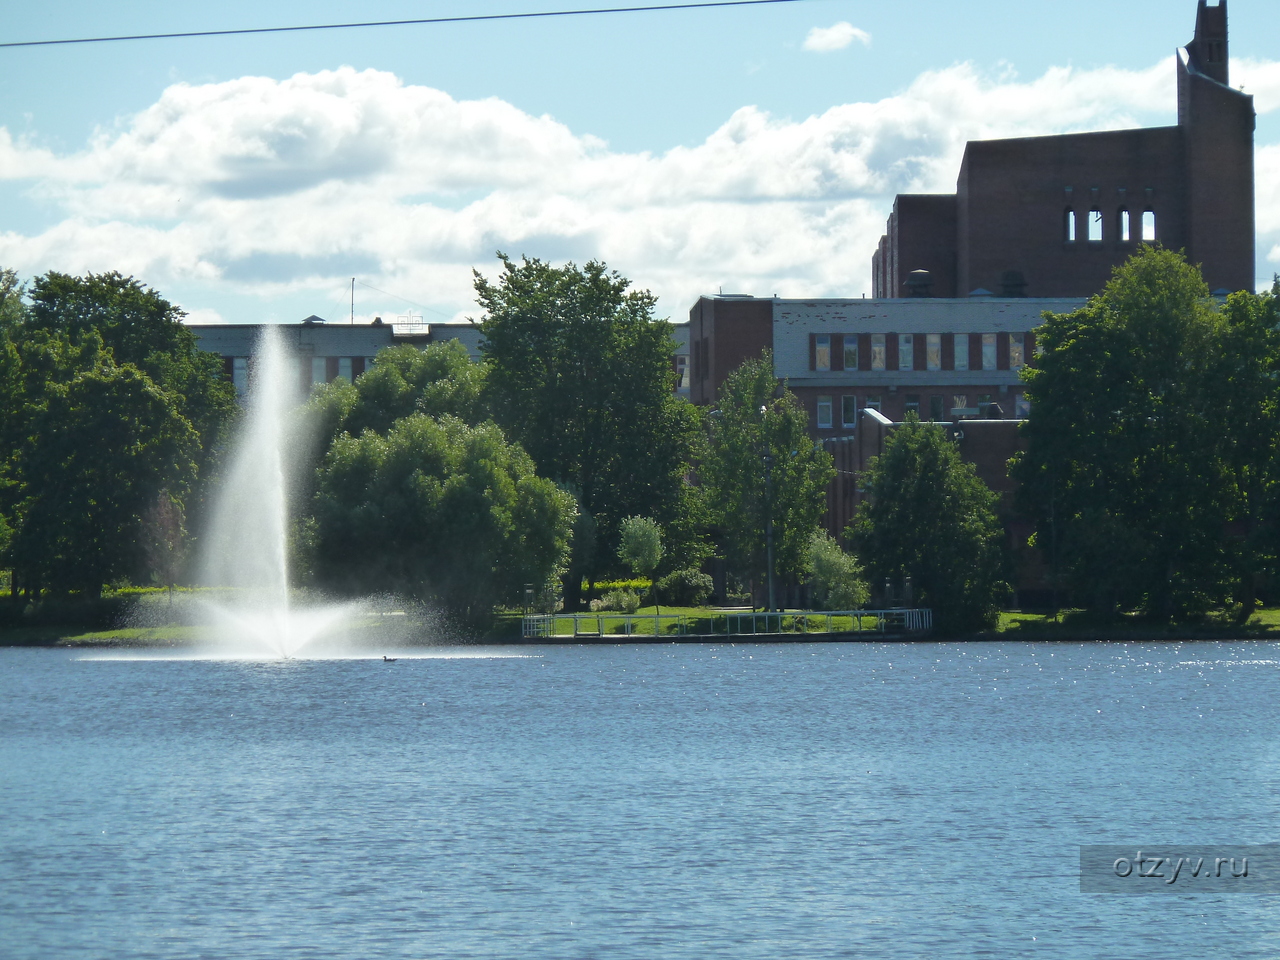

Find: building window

[977,393,994,416]
[232,357,249,396]
[816,395,833,429]
[843,337,858,370]
[675,355,689,390]
[1064,209,1077,242]
[926,333,941,371]
[953,333,969,370]
[952,395,968,415]
[929,395,945,421]
[871,334,886,371]
[982,333,996,371]
[311,357,327,384]
[1009,333,1026,370]
[899,334,913,371]
[1118,209,1131,242]
[338,357,353,383]
[1015,395,1031,419]
[841,395,858,428]
[904,394,920,418]
[865,394,882,413]
[1088,209,1103,242]
[815,334,831,371]
[1142,210,1156,241]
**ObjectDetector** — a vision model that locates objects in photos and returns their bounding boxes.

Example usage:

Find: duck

[382,655,398,662]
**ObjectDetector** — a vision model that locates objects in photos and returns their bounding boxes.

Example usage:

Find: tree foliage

[0,269,224,596]
[807,531,869,611]
[618,515,664,611]
[8,360,199,595]
[308,340,487,444]
[701,352,834,594]
[25,271,235,484]
[475,254,704,600]
[851,417,1006,633]
[311,414,576,619]
[1010,248,1280,617]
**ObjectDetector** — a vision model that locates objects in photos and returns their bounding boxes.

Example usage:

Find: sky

[1,0,1278,326]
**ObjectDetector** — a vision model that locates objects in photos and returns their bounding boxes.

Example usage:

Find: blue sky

[2,0,1277,324]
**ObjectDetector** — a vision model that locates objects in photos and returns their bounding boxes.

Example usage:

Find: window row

[813,393,1031,429]
[810,332,1027,373]
[222,355,375,396]
[1064,208,1155,244]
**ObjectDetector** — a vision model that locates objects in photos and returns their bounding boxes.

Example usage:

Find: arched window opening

[1088,209,1103,242]
[1142,210,1156,242]
[1118,209,1131,242]
[1064,209,1077,243]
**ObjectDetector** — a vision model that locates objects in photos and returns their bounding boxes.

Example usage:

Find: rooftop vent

[302,314,326,325]
[904,269,933,298]
[1000,270,1028,298]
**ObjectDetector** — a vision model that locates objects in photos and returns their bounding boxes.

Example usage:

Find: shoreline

[4,625,1280,649]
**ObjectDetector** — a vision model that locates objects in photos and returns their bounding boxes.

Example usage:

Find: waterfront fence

[520,608,932,640]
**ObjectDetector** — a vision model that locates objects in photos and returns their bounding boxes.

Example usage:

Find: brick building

[872,0,1254,299]
[686,2,1254,600]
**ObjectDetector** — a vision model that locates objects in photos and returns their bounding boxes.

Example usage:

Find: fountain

[199,325,359,658]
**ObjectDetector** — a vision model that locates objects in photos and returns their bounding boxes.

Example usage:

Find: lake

[2,640,1278,957]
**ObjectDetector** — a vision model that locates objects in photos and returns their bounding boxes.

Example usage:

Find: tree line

[2,246,1274,633]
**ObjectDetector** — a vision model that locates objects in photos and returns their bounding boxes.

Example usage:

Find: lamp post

[761,405,776,613]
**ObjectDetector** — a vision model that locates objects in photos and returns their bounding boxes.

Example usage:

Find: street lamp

[761,405,776,613]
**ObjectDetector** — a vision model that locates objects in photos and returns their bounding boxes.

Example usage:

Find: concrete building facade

[190,317,483,399]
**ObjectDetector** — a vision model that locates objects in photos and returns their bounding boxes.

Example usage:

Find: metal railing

[520,608,932,639]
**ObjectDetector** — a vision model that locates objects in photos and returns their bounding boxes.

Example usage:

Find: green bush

[656,568,713,607]
[593,588,640,614]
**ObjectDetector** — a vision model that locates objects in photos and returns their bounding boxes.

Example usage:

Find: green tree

[8,360,199,595]
[0,269,224,598]
[807,531,869,611]
[308,340,487,444]
[25,271,236,492]
[701,352,834,607]
[1010,248,1277,617]
[311,413,576,620]
[475,254,703,605]
[295,339,489,512]
[851,416,1006,633]
[618,515,664,613]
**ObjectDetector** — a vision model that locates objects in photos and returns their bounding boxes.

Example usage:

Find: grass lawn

[991,608,1280,640]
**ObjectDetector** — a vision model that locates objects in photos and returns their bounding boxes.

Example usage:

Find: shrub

[593,588,640,613]
[808,531,869,611]
[655,568,713,607]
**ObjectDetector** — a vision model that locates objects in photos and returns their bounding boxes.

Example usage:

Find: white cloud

[803,22,871,53]
[0,57,1276,314]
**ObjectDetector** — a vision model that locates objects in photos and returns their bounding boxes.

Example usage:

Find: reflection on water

[2,640,1279,958]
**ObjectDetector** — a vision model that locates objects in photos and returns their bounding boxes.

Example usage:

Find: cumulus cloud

[0,56,1277,318]
[803,22,871,53]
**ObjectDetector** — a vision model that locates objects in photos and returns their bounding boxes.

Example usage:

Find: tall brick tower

[1179,0,1255,293]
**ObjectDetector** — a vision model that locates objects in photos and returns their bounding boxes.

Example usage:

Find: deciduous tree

[851,416,1006,633]
[700,353,834,604]
[312,414,576,620]
[618,515,664,612]
[1010,248,1278,618]
[475,254,703,605]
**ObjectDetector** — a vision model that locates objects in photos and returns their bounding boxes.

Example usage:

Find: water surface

[2,641,1278,957]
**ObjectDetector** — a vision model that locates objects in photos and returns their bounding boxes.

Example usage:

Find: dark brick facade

[688,295,773,406]
[873,0,1254,299]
